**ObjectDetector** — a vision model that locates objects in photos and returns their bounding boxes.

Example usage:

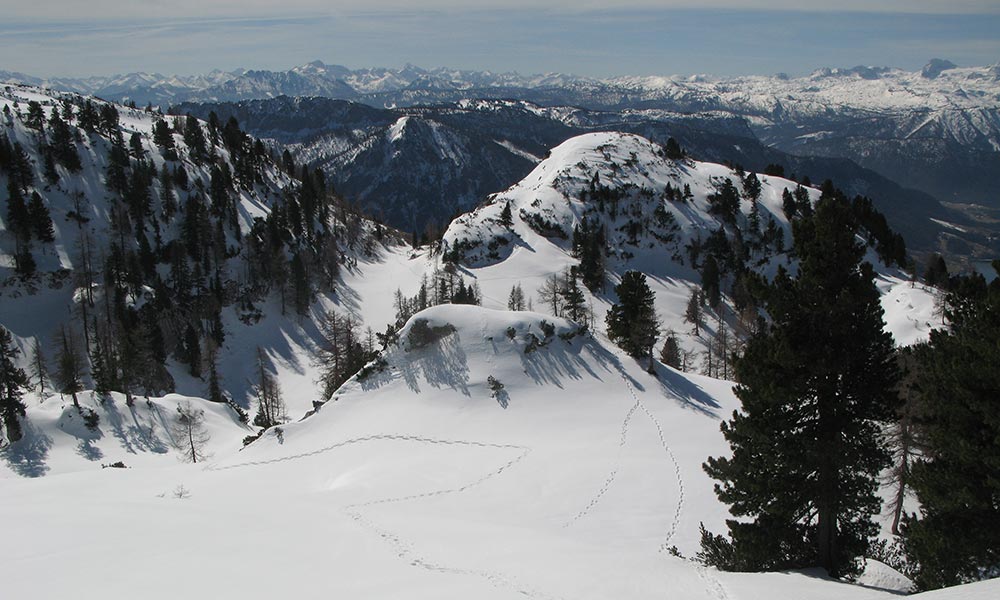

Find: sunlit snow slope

[4,304,980,600]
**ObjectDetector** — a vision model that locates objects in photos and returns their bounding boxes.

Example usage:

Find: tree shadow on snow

[648,361,721,417]
[1,421,52,477]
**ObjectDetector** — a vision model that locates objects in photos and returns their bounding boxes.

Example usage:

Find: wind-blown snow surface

[3,304,975,600]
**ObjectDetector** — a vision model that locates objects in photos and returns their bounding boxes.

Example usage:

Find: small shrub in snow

[539,320,555,338]
[505,326,517,340]
[487,376,504,396]
[101,461,127,469]
[82,408,100,430]
[407,319,456,350]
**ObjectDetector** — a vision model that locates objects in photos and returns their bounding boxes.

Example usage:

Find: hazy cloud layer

[5,1,1000,20]
[2,7,998,78]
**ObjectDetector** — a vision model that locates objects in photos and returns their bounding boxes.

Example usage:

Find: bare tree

[54,325,85,408]
[171,401,211,464]
[253,347,286,428]
[536,274,562,316]
[29,337,50,398]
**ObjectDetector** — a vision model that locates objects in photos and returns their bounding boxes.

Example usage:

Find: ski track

[206,435,567,599]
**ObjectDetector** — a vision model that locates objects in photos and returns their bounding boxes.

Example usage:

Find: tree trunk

[891,424,911,535]
[188,426,197,464]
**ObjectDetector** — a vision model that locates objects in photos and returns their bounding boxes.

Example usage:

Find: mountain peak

[921,58,958,79]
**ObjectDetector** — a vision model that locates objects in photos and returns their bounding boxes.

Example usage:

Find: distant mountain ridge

[6,58,996,211]
[176,96,989,263]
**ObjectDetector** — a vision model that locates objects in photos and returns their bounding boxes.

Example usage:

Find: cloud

[4,1,1000,21]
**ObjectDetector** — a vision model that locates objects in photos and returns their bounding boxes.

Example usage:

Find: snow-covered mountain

[1,96,964,599]
[7,59,999,230]
[178,96,983,262]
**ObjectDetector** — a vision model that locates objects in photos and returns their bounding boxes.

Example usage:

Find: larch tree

[171,401,211,464]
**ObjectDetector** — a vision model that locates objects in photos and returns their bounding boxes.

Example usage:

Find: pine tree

[28,192,55,244]
[606,271,660,364]
[659,331,682,369]
[507,283,526,311]
[904,270,1000,590]
[498,202,513,227]
[664,137,684,160]
[25,100,45,131]
[702,195,897,578]
[560,268,587,323]
[685,288,704,336]
[701,256,721,309]
[0,326,29,443]
[204,338,225,404]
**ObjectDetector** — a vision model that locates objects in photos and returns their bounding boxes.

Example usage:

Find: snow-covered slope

[442,132,938,362]
[1,302,955,599]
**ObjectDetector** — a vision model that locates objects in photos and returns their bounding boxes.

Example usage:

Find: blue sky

[2,4,998,78]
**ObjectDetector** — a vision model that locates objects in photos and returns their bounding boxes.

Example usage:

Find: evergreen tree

[701,255,721,309]
[702,195,897,578]
[24,101,45,131]
[498,202,513,227]
[204,338,225,404]
[904,269,1000,590]
[0,326,29,443]
[560,268,587,323]
[664,137,684,160]
[782,188,797,220]
[507,283,526,311]
[659,331,682,369]
[28,192,55,244]
[606,271,660,364]
[48,108,81,171]
[743,172,762,202]
[6,179,29,236]
[291,252,311,315]
[923,254,949,289]
[685,288,704,336]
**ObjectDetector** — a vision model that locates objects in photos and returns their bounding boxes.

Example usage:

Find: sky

[1,1,998,78]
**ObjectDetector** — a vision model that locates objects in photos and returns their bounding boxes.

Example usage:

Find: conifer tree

[685,288,704,336]
[702,194,897,578]
[0,326,29,443]
[659,331,682,369]
[498,202,513,228]
[606,271,660,364]
[205,338,225,404]
[904,269,1000,590]
[28,192,55,244]
[560,268,587,323]
[507,283,526,311]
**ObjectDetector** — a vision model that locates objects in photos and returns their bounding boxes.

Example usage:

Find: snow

[0,304,927,599]
[0,92,964,600]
